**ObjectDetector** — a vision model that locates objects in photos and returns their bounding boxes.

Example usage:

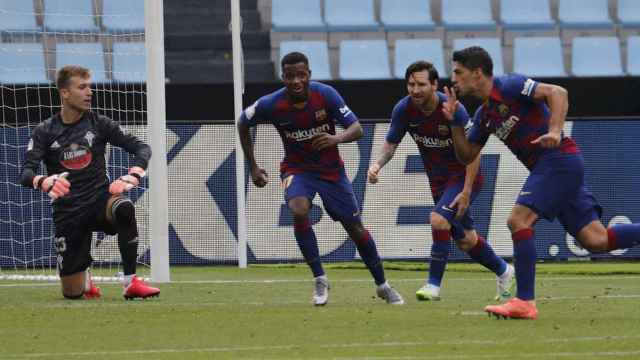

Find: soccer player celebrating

[238,52,404,306]
[20,65,160,300]
[367,61,514,302]
[444,46,640,319]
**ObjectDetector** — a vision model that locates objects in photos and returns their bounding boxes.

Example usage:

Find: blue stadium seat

[626,36,640,75]
[513,37,566,77]
[501,0,554,30]
[380,0,435,31]
[44,0,99,32]
[339,40,390,79]
[558,0,612,29]
[112,42,146,82]
[571,37,623,76]
[271,0,325,32]
[618,0,640,28]
[0,0,40,32]
[325,0,379,32]
[452,38,503,75]
[0,43,48,83]
[279,41,331,80]
[56,42,107,82]
[442,0,496,30]
[394,39,444,79]
[102,0,145,33]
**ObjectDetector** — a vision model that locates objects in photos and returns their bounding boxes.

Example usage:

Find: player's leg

[54,223,98,299]
[283,174,327,305]
[416,211,451,301]
[103,194,159,299]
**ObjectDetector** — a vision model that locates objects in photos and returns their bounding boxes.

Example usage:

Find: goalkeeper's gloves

[33,172,70,200]
[109,166,145,195]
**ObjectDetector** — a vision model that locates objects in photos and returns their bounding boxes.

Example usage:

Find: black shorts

[53,190,119,276]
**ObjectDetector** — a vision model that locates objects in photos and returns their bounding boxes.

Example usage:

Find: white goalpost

[0,0,169,282]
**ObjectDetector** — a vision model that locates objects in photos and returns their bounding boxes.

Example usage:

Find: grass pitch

[1,262,640,359]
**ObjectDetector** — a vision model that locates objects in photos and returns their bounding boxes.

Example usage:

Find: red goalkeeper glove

[33,172,70,200]
[109,166,145,195]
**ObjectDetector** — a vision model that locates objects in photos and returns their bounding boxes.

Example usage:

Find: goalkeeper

[19,65,160,300]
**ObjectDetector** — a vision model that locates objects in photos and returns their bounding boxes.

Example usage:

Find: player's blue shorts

[433,179,479,241]
[516,152,602,237]
[282,169,360,223]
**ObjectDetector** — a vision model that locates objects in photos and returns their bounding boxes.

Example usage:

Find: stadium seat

[558,0,613,29]
[618,0,640,28]
[339,40,390,80]
[55,42,107,82]
[112,42,146,82]
[325,0,379,32]
[0,43,48,83]
[625,36,640,76]
[43,0,99,32]
[513,37,566,77]
[571,37,623,76]
[452,38,503,75]
[271,0,325,32]
[380,0,435,32]
[102,0,145,33]
[394,39,445,79]
[442,0,496,30]
[279,41,331,80]
[0,0,40,32]
[501,0,554,30]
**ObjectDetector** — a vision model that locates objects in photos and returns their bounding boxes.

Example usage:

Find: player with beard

[237,52,404,306]
[20,65,160,300]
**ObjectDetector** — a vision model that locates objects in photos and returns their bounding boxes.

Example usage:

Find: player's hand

[367,163,381,184]
[531,131,561,148]
[449,191,470,220]
[311,133,339,151]
[109,166,145,195]
[250,166,269,187]
[442,86,459,122]
[34,172,70,199]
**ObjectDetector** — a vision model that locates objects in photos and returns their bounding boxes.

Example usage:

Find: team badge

[438,125,450,136]
[498,104,509,117]
[315,109,327,122]
[59,143,92,170]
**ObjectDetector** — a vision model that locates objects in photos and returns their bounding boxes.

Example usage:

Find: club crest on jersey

[84,131,95,147]
[498,104,509,117]
[59,143,92,170]
[315,109,327,122]
[438,125,450,136]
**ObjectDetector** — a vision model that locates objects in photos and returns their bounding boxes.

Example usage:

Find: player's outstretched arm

[530,83,568,148]
[237,121,268,187]
[442,86,483,164]
[368,141,398,184]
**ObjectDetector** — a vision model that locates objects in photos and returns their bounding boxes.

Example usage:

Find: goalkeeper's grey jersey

[20,111,151,223]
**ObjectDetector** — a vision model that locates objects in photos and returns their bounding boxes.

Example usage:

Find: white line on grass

[4,337,640,359]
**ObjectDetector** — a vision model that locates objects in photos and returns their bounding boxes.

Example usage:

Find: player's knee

[289,204,310,220]
[578,232,609,252]
[506,214,527,233]
[111,197,136,228]
[429,212,450,230]
[456,235,476,252]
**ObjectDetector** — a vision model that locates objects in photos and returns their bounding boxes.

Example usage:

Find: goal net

[0,0,166,282]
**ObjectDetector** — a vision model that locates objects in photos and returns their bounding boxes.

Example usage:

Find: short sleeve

[451,102,470,128]
[385,101,408,144]
[239,97,270,127]
[323,85,358,128]
[466,108,490,146]
[501,73,538,102]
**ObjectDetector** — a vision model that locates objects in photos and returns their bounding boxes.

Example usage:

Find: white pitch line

[3,336,640,359]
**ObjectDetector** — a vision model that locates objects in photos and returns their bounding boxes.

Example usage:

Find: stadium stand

[627,36,640,76]
[558,0,614,44]
[513,37,566,77]
[325,0,383,49]
[279,40,331,80]
[43,0,100,33]
[0,42,48,83]
[271,0,325,32]
[380,0,435,32]
[102,0,145,33]
[112,42,146,82]
[0,0,40,32]
[571,36,624,76]
[55,42,107,82]
[339,40,390,80]
[453,37,504,75]
[442,0,497,46]
[394,38,445,79]
[500,0,557,45]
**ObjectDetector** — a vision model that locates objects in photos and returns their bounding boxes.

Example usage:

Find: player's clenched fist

[109,166,145,194]
[367,163,381,184]
[33,172,70,199]
[251,166,269,187]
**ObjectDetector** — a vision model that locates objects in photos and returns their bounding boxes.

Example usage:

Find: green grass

[1,262,640,359]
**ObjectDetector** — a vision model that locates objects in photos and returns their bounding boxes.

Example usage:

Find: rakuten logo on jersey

[412,133,452,148]
[495,115,520,140]
[284,123,330,141]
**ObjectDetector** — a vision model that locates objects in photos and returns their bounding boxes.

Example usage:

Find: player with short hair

[20,65,160,300]
[368,61,514,301]
[238,52,404,306]
[444,46,640,319]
